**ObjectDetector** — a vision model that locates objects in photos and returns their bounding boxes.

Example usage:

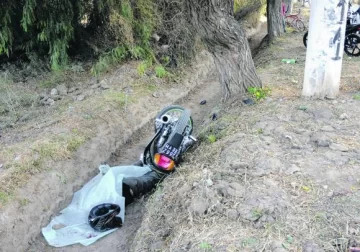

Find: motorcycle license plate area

[161,132,183,159]
[154,153,175,170]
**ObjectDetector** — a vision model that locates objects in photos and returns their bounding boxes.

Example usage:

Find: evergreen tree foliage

[0,0,158,71]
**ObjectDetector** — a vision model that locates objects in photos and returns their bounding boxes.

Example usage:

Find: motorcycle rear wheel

[344,34,360,57]
[154,105,193,134]
[303,31,308,48]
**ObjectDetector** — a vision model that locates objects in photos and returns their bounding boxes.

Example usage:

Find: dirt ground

[1,3,360,252]
[131,8,360,252]
[0,47,223,252]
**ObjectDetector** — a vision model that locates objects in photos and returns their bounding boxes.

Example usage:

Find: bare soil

[131,8,360,252]
[27,61,223,252]
[0,49,221,252]
[2,3,360,252]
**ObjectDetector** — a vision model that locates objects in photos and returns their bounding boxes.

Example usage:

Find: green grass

[353,93,360,100]
[155,65,168,78]
[0,132,87,208]
[251,208,264,219]
[33,137,70,160]
[207,134,217,143]
[0,76,38,125]
[38,72,68,88]
[18,198,30,207]
[0,191,11,205]
[137,60,152,76]
[247,86,271,101]
[91,46,128,76]
[199,242,212,249]
[103,91,131,108]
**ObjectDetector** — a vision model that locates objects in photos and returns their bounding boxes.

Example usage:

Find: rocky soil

[131,17,360,252]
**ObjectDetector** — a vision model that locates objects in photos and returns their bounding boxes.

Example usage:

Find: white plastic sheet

[42,164,151,247]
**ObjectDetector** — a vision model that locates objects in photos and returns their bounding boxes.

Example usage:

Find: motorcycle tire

[154,105,193,134]
[303,31,308,48]
[170,108,191,136]
[344,33,360,57]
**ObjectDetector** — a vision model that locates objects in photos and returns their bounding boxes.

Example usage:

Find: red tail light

[153,153,175,171]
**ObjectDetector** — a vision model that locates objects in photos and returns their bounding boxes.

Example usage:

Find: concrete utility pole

[302,0,349,99]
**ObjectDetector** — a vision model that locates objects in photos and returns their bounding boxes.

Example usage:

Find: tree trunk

[267,0,284,42]
[186,0,262,99]
[302,0,349,98]
[234,1,262,21]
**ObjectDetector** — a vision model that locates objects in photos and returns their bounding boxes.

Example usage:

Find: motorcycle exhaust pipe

[160,115,171,124]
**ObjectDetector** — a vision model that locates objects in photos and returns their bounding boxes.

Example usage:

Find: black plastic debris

[200,100,207,105]
[243,98,255,105]
[211,113,217,121]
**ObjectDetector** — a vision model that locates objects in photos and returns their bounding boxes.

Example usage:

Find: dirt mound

[131,27,360,252]
[133,93,360,251]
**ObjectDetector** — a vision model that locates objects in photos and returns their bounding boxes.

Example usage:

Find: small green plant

[66,135,86,152]
[199,242,212,249]
[155,65,168,78]
[104,91,131,108]
[247,87,271,101]
[256,128,263,134]
[241,237,258,248]
[129,46,147,59]
[251,208,264,219]
[286,235,293,244]
[160,56,170,65]
[137,60,152,76]
[301,185,311,192]
[353,93,360,100]
[91,46,128,76]
[120,0,133,18]
[18,198,30,207]
[207,134,217,143]
[146,84,157,92]
[0,191,11,205]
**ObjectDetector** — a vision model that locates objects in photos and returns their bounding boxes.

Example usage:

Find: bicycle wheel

[303,31,308,47]
[296,20,306,32]
[154,105,193,133]
[344,34,360,57]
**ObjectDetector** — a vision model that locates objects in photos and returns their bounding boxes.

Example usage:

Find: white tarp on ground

[42,164,151,247]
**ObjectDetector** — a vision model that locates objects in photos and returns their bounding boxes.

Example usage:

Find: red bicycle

[286,9,306,31]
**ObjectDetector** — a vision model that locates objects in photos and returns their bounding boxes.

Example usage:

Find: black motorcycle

[121,105,196,205]
[303,23,360,56]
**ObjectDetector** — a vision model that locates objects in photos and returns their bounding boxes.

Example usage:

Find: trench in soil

[27,75,222,252]
[25,22,267,252]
